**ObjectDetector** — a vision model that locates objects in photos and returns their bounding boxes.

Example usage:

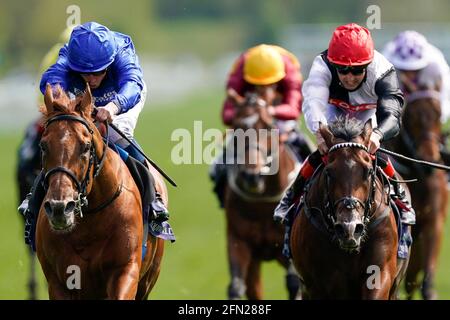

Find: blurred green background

[1,0,450,299]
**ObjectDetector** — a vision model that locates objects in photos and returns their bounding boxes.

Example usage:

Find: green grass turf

[0,90,449,299]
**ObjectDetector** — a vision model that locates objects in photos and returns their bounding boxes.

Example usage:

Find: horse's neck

[307,170,326,206]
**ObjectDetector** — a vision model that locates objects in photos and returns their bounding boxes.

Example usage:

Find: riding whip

[378,147,450,172]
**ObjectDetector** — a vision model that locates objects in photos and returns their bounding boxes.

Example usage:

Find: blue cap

[67,22,117,73]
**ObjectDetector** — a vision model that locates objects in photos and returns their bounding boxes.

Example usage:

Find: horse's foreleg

[106,262,140,300]
[405,236,422,300]
[245,259,262,300]
[47,277,72,300]
[136,238,165,300]
[227,235,251,300]
[286,262,302,300]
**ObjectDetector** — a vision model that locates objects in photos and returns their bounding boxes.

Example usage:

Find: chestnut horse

[36,85,165,299]
[224,88,303,300]
[387,90,448,299]
[290,117,408,299]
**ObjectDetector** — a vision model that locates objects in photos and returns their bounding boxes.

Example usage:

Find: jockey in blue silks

[41,21,146,150]
[19,22,169,241]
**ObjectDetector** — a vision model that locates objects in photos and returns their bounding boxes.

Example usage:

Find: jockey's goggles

[334,64,367,75]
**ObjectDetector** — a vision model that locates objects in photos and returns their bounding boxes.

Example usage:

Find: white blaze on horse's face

[327,155,368,251]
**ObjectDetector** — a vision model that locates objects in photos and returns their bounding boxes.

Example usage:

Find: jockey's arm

[222,99,237,127]
[301,55,331,135]
[374,68,405,141]
[112,81,143,113]
[111,50,145,114]
[222,55,246,126]
[436,51,450,123]
[440,70,450,123]
[272,57,303,121]
[434,60,450,123]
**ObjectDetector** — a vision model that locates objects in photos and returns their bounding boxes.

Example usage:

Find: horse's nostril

[44,200,72,216]
[44,201,52,216]
[354,223,364,236]
[65,201,76,214]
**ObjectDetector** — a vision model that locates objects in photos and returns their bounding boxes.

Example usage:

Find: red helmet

[327,23,374,66]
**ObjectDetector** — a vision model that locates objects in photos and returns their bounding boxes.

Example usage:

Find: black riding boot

[152,191,169,222]
[273,175,307,224]
[391,180,416,225]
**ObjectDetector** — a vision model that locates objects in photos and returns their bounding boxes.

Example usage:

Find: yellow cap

[244,44,286,85]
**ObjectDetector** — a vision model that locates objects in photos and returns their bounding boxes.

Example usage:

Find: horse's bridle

[42,114,110,217]
[320,142,377,231]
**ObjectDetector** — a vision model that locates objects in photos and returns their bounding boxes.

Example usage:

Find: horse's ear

[362,119,373,146]
[77,85,93,117]
[319,122,334,148]
[43,84,54,113]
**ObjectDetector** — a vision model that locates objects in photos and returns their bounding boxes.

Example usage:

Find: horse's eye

[82,143,91,153]
[363,167,372,180]
[39,142,48,153]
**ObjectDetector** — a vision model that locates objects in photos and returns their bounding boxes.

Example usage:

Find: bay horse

[223,87,303,300]
[17,118,44,299]
[387,90,448,299]
[290,117,408,299]
[36,84,165,299]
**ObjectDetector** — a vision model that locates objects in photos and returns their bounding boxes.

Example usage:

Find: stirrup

[18,193,32,217]
[393,198,416,225]
[274,176,306,224]
[274,192,296,225]
[151,194,169,222]
[274,198,290,224]
[274,203,296,225]
[18,199,29,217]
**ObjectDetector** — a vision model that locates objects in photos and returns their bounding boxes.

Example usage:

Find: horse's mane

[39,85,83,122]
[328,115,365,142]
